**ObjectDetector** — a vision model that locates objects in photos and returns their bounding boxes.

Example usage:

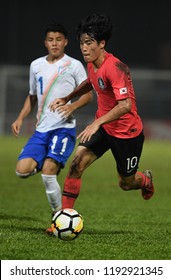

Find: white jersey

[29,54,87,132]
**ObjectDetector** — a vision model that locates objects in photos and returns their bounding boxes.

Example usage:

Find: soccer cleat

[46,226,53,235]
[141,170,154,200]
[45,211,57,236]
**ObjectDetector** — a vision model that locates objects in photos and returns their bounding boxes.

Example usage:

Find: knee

[42,158,60,175]
[15,159,38,178]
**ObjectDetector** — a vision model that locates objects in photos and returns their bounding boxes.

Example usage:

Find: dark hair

[76,13,113,45]
[44,22,68,38]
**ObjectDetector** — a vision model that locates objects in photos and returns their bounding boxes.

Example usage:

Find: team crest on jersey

[98,77,105,90]
[58,61,71,76]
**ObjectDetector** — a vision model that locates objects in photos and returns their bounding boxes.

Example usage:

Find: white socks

[41,174,62,212]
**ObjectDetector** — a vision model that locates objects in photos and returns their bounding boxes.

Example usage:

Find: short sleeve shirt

[29,54,87,132]
[87,52,143,138]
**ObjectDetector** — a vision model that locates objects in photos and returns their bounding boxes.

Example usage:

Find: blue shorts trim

[18,128,76,171]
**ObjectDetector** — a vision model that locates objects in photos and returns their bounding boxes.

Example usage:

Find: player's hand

[57,103,76,118]
[49,98,67,112]
[77,121,100,143]
[11,119,23,137]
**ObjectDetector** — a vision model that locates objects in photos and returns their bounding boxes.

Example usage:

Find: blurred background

[0,0,171,138]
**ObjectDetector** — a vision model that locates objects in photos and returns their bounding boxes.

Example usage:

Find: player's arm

[49,80,93,111]
[57,91,93,118]
[95,97,131,125]
[11,94,37,137]
[77,97,131,143]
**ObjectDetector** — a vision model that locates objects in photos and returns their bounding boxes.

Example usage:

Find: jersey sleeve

[107,60,130,100]
[73,60,87,87]
[29,62,37,96]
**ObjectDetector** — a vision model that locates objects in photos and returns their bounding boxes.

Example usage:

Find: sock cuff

[41,174,56,179]
[137,171,149,187]
[63,191,78,198]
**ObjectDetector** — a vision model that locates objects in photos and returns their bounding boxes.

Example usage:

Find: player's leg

[118,171,154,200]
[62,145,97,209]
[43,128,76,212]
[41,158,62,213]
[15,131,47,178]
[112,131,154,199]
[62,127,110,209]
[16,158,37,178]
[45,128,76,234]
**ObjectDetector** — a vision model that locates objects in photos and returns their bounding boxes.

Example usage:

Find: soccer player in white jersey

[11,22,93,228]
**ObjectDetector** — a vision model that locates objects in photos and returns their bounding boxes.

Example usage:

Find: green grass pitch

[0,135,171,260]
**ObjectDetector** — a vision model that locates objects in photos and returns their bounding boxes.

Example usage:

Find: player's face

[79,33,105,66]
[44,32,68,60]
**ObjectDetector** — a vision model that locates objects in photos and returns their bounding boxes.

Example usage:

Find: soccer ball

[51,208,84,241]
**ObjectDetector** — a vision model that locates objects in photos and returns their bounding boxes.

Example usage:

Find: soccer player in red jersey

[49,13,154,211]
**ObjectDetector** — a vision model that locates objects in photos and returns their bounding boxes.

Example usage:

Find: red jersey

[87,52,143,138]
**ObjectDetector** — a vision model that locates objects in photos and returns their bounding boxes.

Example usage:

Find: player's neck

[93,51,107,71]
[46,54,64,64]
